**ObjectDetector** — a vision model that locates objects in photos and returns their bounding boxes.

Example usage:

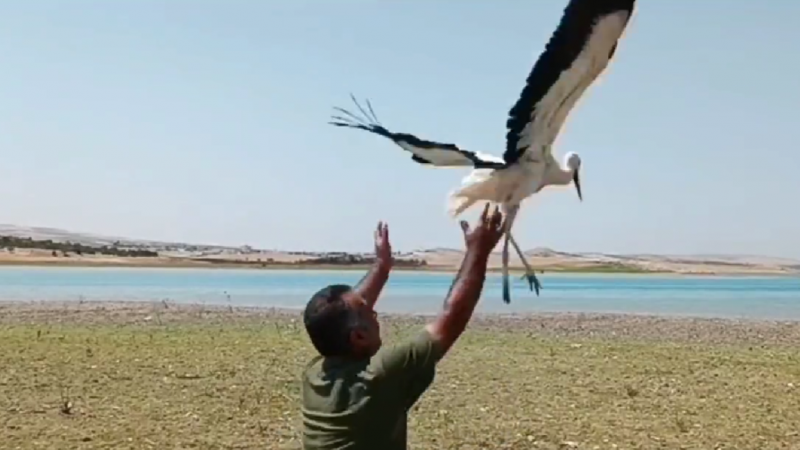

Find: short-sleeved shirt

[301,329,444,450]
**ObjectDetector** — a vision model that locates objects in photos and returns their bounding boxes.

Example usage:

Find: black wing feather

[504,0,636,165]
[329,96,506,169]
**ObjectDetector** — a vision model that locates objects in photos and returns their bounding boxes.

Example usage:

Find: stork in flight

[329,0,637,303]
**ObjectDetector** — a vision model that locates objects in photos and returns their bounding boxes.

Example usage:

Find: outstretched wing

[504,0,636,165]
[329,95,505,169]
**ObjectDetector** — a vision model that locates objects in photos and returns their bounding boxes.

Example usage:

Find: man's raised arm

[356,221,392,308]
[425,204,504,356]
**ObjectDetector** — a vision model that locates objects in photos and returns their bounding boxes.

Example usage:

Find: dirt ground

[2,301,800,449]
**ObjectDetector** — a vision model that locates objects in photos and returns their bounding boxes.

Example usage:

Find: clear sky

[1,1,799,258]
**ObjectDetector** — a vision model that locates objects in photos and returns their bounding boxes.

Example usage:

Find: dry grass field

[2,302,800,449]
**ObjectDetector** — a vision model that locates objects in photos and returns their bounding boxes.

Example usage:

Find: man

[301,204,505,449]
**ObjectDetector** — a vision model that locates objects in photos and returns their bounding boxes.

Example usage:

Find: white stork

[329,0,636,303]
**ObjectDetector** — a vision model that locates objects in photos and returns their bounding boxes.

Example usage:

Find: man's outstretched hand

[374,221,392,268]
[459,204,505,257]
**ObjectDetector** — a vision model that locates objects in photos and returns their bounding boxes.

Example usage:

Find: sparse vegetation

[2,303,800,449]
[540,262,654,273]
[190,254,428,269]
[295,254,427,267]
[0,236,158,258]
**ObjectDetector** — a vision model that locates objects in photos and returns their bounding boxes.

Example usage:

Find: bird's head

[564,152,582,202]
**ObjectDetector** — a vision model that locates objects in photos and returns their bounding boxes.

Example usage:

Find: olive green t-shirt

[301,329,444,450]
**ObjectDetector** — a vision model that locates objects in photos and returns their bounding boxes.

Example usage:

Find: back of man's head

[303,284,357,357]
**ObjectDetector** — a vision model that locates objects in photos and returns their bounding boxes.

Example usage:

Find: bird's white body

[447,154,576,218]
[448,163,542,217]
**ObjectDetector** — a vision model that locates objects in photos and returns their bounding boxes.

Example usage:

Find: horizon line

[1,223,798,262]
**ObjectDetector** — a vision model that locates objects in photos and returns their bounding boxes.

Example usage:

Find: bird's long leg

[501,203,521,304]
[508,233,542,296]
[501,234,511,304]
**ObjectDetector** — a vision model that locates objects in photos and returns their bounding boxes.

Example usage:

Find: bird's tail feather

[447,193,503,217]
[446,195,477,218]
[446,169,503,217]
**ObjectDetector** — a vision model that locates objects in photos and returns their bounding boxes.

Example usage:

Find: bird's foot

[524,272,542,296]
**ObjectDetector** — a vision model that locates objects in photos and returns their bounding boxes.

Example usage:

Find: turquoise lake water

[0,266,798,320]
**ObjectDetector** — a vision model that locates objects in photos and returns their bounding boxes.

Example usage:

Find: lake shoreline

[0,258,796,277]
[0,257,660,274]
[3,299,799,345]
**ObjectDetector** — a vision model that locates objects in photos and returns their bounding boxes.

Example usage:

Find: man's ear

[349,326,368,348]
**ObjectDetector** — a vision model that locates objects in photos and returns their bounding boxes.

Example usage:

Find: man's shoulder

[369,328,444,377]
[301,328,443,387]
[377,327,442,359]
[302,355,374,387]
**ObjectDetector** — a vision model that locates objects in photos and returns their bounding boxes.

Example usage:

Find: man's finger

[460,220,470,235]
[490,206,503,229]
[494,219,505,241]
[492,218,503,236]
[382,223,389,240]
[479,203,490,223]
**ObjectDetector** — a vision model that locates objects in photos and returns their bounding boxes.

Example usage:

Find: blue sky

[1,1,799,258]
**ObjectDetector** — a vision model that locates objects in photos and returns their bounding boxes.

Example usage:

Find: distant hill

[0,224,238,252]
[0,223,798,274]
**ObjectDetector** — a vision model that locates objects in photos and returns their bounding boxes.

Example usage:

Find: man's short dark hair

[303,284,362,357]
